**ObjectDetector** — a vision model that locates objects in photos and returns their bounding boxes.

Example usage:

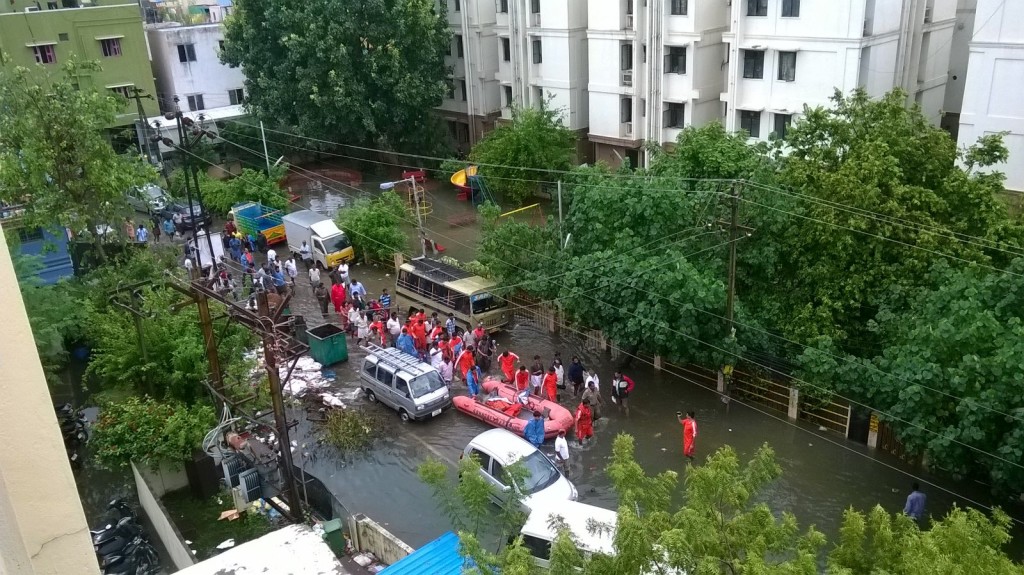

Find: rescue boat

[453,378,574,440]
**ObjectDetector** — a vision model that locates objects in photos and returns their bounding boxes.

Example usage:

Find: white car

[462,429,577,511]
[126,184,169,215]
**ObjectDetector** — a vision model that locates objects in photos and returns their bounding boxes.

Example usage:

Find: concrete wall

[131,462,196,570]
[147,23,246,113]
[347,513,414,566]
[0,229,98,574]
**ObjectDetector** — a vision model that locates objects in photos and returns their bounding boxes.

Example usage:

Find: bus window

[452,294,470,315]
[471,292,505,314]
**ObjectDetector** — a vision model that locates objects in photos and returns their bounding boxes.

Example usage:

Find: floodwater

[279,163,1024,556]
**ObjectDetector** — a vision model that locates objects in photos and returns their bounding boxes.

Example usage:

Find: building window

[620,97,632,123]
[501,38,511,61]
[228,88,244,105]
[747,0,768,16]
[47,1,58,9]
[666,46,686,74]
[532,38,542,64]
[446,78,455,99]
[533,85,543,106]
[32,44,56,65]
[445,39,452,56]
[773,113,792,138]
[620,43,633,71]
[456,35,464,58]
[187,94,205,111]
[664,102,685,128]
[17,227,45,244]
[742,50,764,79]
[530,0,539,14]
[453,0,460,11]
[503,85,513,107]
[781,0,800,17]
[58,32,69,42]
[177,43,196,63]
[670,0,687,15]
[499,0,508,13]
[110,85,132,98]
[778,51,796,81]
[100,38,121,58]
[740,110,761,138]
[458,79,467,102]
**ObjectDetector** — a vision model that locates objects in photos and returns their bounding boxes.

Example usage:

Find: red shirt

[514,370,530,392]
[542,373,558,399]
[499,353,519,374]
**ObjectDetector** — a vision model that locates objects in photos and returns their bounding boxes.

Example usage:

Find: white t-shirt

[337,263,349,279]
[429,347,444,369]
[308,268,321,284]
[585,373,600,392]
[387,318,401,336]
[284,259,297,278]
[554,436,569,461]
[267,249,277,263]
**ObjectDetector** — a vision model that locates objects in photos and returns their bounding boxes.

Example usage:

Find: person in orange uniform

[679,411,697,462]
[498,350,520,382]
[411,318,428,353]
[542,367,559,402]
[514,365,531,393]
[456,346,476,381]
[575,399,593,446]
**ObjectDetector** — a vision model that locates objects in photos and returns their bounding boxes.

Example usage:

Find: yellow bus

[395,257,509,331]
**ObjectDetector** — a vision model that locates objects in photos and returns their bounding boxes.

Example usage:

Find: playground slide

[449,165,478,189]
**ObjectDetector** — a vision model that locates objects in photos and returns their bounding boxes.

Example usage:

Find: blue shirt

[379,293,391,308]
[445,317,456,336]
[524,417,545,447]
[396,334,417,357]
[349,282,367,297]
[162,220,175,235]
[272,271,286,287]
[135,228,148,242]
[904,490,926,520]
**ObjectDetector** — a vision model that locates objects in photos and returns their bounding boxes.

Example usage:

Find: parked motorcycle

[94,517,146,558]
[91,499,138,547]
[100,535,160,575]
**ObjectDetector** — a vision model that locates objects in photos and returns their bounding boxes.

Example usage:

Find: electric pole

[129,87,155,165]
[725,181,741,336]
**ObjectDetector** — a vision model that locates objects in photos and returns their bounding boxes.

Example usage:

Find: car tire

[399,409,411,423]
[365,389,376,403]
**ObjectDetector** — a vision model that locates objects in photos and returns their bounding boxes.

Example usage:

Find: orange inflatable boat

[453,378,574,440]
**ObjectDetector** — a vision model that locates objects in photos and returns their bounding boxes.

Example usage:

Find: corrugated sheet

[379,532,465,575]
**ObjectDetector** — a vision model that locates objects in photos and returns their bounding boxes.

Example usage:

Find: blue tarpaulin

[379,532,466,575]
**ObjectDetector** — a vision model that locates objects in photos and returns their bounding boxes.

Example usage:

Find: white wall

[943,0,976,113]
[147,24,246,113]
[132,462,196,571]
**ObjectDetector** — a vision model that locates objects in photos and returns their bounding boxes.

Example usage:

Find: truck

[230,202,286,245]
[282,210,354,270]
[194,230,225,270]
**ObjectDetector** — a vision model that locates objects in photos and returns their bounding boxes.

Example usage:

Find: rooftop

[174,524,351,575]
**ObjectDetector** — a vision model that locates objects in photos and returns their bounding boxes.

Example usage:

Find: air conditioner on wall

[624,122,634,136]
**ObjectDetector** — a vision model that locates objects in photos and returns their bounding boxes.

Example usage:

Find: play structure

[450,165,496,206]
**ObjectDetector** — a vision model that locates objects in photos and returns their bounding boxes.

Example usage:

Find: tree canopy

[335,190,409,263]
[221,0,452,154]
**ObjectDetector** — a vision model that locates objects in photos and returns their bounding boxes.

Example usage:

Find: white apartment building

[958,0,1024,192]
[439,0,502,150]
[146,22,246,114]
[588,0,729,166]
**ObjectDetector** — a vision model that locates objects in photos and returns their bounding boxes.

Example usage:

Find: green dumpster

[321,518,345,556]
[306,323,348,365]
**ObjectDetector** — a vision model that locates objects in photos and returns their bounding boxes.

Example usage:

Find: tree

[0,57,155,261]
[170,166,288,215]
[468,106,578,205]
[221,0,452,154]
[797,260,1024,494]
[90,396,216,470]
[336,190,409,263]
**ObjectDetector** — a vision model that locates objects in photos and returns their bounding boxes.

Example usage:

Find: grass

[161,488,275,560]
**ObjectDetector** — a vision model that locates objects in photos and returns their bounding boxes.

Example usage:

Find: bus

[395,257,509,332]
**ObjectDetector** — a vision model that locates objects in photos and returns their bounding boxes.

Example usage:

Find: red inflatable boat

[453,378,574,440]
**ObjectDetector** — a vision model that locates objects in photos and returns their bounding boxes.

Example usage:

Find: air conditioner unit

[623,122,634,136]
[923,7,932,23]
[621,69,633,87]
[236,469,262,503]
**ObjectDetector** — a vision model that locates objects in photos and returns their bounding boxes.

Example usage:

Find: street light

[380,176,428,258]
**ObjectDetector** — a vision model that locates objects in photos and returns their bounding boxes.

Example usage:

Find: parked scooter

[100,535,160,575]
[94,517,146,559]
[55,403,89,444]
[91,499,138,547]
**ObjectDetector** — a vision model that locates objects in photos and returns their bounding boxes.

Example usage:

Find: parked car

[160,201,213,230]
[462,428,577,511]
[125,184,169,215]
[359,345,452,422]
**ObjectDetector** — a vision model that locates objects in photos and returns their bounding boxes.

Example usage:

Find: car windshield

[326,234,351,253]
[409,370,445,398]
[471,292,505,314]
[517,450,560,494]
[143,186,165,200]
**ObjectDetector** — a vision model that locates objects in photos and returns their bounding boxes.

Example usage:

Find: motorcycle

[55,403,89,445]
[100,535,160,575]
[91,499,138,547]
[93,517,146,558]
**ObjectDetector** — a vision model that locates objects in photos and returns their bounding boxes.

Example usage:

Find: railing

[621,69,633,87]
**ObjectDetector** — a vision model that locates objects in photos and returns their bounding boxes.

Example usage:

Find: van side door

[312,238,327,268]
[393,373,413,412]
[376,365,398,410]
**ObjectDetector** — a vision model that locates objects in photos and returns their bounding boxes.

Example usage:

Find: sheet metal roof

[379,532,465,575]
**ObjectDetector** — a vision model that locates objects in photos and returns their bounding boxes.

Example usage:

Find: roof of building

[379,532,465,575]
[175,525,351,575]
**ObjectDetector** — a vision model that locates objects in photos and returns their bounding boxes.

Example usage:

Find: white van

[519,501,684,573]
[359,345,451,422]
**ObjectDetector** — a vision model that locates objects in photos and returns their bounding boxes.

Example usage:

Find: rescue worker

[499,350,520,382]
[679,410,697,462]
[575,399,594,446]
[542,367,559,402]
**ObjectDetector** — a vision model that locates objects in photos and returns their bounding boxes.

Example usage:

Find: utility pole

[129,87,155,164]
[260,121,271,176]
[725,181,742,337]
[171,95,217,271]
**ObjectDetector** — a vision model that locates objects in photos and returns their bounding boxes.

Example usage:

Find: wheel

[365,389,377,403]
[399,409,411,423]
[316,260,325,270]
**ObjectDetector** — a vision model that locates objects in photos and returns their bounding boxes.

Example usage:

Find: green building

[0,0,159,126]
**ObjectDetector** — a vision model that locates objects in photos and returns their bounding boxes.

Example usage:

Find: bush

[321,409,383,452]
[335,190,409,263]
[91,396,216,470]
[168,167,288,215]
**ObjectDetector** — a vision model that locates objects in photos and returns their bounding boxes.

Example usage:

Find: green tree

[90,396,217,470]
[336,190,409,263]
[171,166,288,215]
[468,106,578,205]
[0,57,155,261]
[797,260,1024,494]
[828,505,1023,575]
[221,0,451,154]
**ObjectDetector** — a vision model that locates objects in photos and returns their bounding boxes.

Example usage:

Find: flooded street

[277,163,1024,554]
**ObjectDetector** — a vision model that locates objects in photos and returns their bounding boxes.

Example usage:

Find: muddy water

[279,164,1023,554]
